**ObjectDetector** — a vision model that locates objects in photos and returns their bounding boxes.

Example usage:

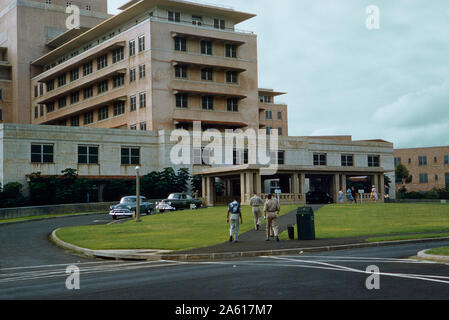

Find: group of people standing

[226,192,281,243]
[338,185,378,204]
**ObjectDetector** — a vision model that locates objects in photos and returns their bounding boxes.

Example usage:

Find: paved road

[1,214,449,300]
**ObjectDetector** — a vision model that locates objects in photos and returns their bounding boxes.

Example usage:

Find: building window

[341,154,354,167]
[225,44,237,58]
[97,54,108,70]
[227,98,238,112]
[40,104,44,117]
[113,101,125,116]
[121,147,140,165]
[174,37,187,52]
[97,80,108,94]
[130,125,137,131]
[260,95,272,103]
[130,95,137,111]
[31,144,54,163]
[83,87,93,99]
[266,127,273,135]
[139,92,146,108]
[201,40,212,55]
[139,64,146,79]
[314,153,327,166]
[70,91,79,104]
[226,71,238,83]
[278,128,283,136]
[419,173,428,184]
[176,94,188,109]
[34,86,38,98]
[46,102,55,113]
[435,174,439,182]
[84,111,93,125]
[446,173,449,189]
[112,47,124,63]
[368,155,380,167]
[58,74,66,87]
[434,156,438,164]
[85,5,91,11]
[39,83,44,96]
[129,68,136,82]
[138,35,145,52]
[46,80,54,92]
[192,15,202,26]
[113,74,125,88]
[34,107,38,119]
[278,111,283,120]
[445,155,449,165]
[78,145,98,164]
[394,157,401,167]
[201,68,213,81]
[277,151,285,165]
[98,106,108,121]
[140,122,147,131]
[129,40,136,56]
[202,96,214,110]
[265,110,273,120]
[0,109,2,121]
[83,62,93,76]
[175,65,187,78]
[214,18,225,29]
[418,156,427,166]
[58,97,67,109]
[168,11,181,22]
[70,115,79,127]
[70,68,79,82]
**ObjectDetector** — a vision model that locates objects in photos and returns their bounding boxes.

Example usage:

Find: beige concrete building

[0,0,110,125]
[27,0,290,134]
[0,123,395,204]
[394,146,449,192]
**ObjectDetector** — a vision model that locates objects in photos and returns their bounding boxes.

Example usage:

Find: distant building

[394,146,449,192]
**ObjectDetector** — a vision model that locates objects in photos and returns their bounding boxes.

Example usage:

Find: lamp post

[135,166,141,222]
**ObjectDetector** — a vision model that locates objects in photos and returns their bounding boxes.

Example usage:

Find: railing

[150,16,254,35]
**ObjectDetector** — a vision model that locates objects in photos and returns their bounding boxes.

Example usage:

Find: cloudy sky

[108,0,449,149]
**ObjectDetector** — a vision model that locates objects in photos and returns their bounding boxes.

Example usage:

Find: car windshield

[168,194,181,200]
[121,197,136,204]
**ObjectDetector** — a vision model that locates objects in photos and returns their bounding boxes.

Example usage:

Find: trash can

[287,224,295,240]
[296,207,316,240]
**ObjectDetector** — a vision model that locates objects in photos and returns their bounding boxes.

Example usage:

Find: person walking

[338,190,344,203]
[371,185,378,203]
[249,192,264,231]
[351,186,357,204]
[264,194,280,242]
[227,199,243,243]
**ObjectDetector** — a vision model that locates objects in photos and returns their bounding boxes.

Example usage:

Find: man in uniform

[227,199,243,243]
[264,194,280,242]
[249,192,264,231]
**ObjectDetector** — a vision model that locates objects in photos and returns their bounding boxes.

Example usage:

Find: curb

[50,229,170,261]
[51,228,449,261]
[0,212,106,226]
[417,249,449,263]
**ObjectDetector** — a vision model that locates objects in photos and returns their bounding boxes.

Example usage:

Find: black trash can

[296,207,316,240]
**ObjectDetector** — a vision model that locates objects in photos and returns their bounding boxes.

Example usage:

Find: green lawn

[280,203,449,240]
[427,246,449,256]
[56,205,298,252]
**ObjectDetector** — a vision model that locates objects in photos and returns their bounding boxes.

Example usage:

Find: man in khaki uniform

[264,194,281,242]
[249,192,264,231]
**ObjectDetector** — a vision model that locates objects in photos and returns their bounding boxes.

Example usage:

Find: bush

[0,182,25,208]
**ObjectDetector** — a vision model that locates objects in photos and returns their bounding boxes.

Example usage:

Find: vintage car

[156,193,203,213]
[306,191,334,204]
[109,196,155,220]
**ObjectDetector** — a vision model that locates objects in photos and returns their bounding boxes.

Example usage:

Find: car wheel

[160,209,165,213]
[112,216,117,220]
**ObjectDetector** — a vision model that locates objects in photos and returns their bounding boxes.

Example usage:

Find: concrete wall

[0,201,115,220]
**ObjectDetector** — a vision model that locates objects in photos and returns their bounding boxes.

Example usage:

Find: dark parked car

[156,193,203,212]
[109,196,155,220]
[306,191,333,204]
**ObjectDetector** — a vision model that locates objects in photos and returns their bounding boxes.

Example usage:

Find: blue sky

[108,0,449,149]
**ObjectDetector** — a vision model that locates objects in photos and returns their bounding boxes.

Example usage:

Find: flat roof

[32,0,256,67]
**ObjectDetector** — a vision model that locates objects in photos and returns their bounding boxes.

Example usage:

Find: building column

[240,173,245,204]
[380,174,385,201]
[255,172,262,194]
[300,173,306,203]
[202,176,207,199]
[206,177,214,207]
[333,174,340,204]
[342,174,347,202]
[293,173,300,202]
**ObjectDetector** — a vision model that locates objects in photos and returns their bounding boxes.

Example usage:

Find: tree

[395,164,411,185]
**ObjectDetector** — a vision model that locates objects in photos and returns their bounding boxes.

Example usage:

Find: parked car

[156,193,203,213]
[109,196,155,220]
[306,191,333,204]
